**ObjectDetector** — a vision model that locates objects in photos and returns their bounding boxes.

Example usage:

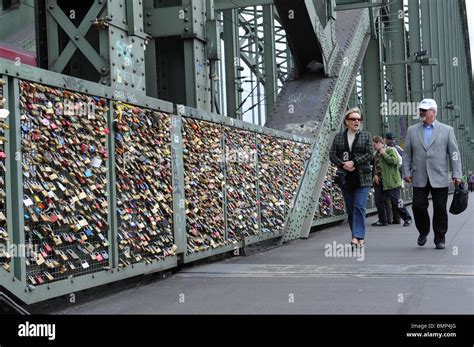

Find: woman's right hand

[373,175,380,185]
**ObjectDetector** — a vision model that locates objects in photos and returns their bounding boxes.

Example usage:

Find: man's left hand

[453,178,461,186]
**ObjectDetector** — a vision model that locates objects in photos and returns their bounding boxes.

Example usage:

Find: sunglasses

[419,109,431,114]
[347,118,363,122]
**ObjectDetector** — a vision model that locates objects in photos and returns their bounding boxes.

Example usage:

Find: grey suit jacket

[402,120,462,188]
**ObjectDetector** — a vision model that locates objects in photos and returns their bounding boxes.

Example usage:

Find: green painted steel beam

[214,0,274,10]
[7,78,26,283]
[420,0,433,99]
[281,9,371,242]
[223,9,241,118]
[263,5,277,118]
[126,0,142,37]
[0,58,173,111]
[143,0,158,98]
[106,100,118,269]
[171,111,187,257]
[407,0,422,109]
[362,39,383,136]
[47,2,108,74]
[49,1,106,75]
[145,6,189,37]
[334,0,387,11]
[108,0,147,93]
[383,0,408,141]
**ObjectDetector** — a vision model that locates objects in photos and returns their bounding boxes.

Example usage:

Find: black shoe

[417,235,427,246]
[435,242,445,249]
[392,220,401,225]
[403,220,412,227]
[371,221,388,226]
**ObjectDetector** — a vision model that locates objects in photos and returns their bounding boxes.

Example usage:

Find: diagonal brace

[47,1,108,74]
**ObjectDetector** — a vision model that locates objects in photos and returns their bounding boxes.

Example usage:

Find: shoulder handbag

[449,182,468,215]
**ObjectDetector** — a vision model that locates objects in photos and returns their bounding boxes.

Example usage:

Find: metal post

[7,78,26,283]
[420,0,433,98]
[171,113,186,257]
[252,7,262,126]
[223,9,241,118]
[362,39,383,137]
[107,101,118,269]
[263,4,277,122]
[385,0,408,141]
[143,0,158,98]
[407,0,422,109]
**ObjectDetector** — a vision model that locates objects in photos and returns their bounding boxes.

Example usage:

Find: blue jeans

[342,187,370,239]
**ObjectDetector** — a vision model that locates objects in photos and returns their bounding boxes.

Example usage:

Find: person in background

[403,98,462,249]
[330,107,374,247]
[384,132,404,224]
[468,171,474,192]
[372,136,412,227]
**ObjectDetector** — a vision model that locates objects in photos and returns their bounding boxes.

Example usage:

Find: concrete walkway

[51,194,474,314]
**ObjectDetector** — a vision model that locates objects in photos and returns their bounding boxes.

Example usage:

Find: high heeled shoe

[351,238,359,248]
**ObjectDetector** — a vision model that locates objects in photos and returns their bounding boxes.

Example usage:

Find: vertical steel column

[206,0,221,114]
[458,1,472,169]
[436,0,446,123]
[263,4,277,122]
[253,7,262,126]
[106,101,118,269]
[143,0,158,98]
[7,78,25,283]
[362,39,383,136]
[221,129,228,241]
[453,1,463,165]
[45,0,60,66]
[407,0,422,113]
[385,0,408,140]
[429,1,441,108]
[223,9,241,118]
[171,113,186,256]
[182,0,211,111]
[451,0,461,135]
[3,77,15,277]
[420,0,433,98]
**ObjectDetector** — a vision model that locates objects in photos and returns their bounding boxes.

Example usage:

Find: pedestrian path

[52,194,474,314]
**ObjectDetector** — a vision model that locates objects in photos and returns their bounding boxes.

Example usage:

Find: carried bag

[449,182,468,215]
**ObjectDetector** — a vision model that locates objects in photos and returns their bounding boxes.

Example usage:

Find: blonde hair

[344,107,361,119]
[343,107,362,127]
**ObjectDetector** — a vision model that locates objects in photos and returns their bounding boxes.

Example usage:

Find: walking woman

[329,107,374,247]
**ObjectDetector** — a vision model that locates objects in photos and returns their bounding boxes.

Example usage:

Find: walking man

[372,136,412,227]
[403,98,462,249]
[384,132,404,224]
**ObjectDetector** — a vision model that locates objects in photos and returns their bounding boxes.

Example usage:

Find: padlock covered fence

[0,61,412,304]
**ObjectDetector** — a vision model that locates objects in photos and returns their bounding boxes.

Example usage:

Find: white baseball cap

[418,98,437,110]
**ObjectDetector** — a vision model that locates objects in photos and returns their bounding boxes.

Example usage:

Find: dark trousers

[375,183,411,223]
[412,180,449,243]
